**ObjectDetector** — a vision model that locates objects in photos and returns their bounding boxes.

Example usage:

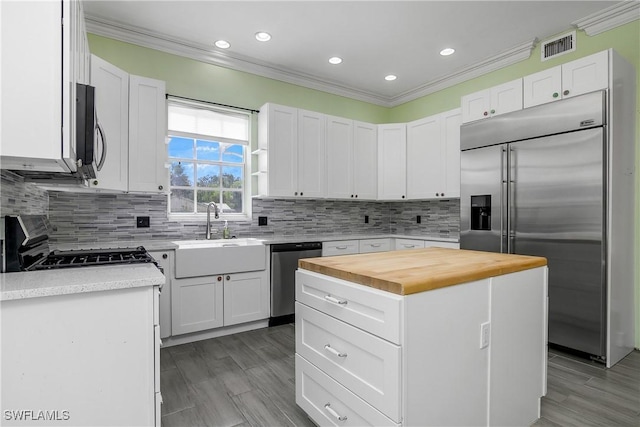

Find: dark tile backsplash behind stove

[1,171,460,246]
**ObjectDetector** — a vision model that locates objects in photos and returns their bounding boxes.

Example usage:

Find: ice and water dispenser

[471,195,491,230]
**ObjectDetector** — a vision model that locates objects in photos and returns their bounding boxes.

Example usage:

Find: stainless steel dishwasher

[269,242,322,326]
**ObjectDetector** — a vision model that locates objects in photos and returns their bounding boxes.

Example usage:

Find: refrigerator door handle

[508,147,516,254]
[501,147,508,253]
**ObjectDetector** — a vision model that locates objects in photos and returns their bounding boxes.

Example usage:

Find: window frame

[166,100,252,222]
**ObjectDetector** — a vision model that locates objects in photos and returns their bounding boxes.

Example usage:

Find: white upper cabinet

[258,103,298,197]
[128,76,168,193]
[352,121,378,200]
[257,104,325,198]
[406,108,461,200]
[89,56,167,193]
[407,115,440,199]
[378,124,407,200]
[461,78,523,123]
[297,110,326,198]
[524,51,608,108]
[1,0,89,172]
[326,118,377,200]
[326,115,354,199]
[89,55,130,192]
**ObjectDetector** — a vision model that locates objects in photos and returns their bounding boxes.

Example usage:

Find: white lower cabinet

[149,250,173,339]
[394,238,425,250]
[223,271,270,326]
[172,270,269,336]
[1,286,160,426]
[358,238,392,254]
[322,240,359,257]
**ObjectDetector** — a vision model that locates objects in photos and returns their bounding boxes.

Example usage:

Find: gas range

[3,215,156,272]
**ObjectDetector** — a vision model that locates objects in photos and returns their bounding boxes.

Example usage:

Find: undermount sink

[173,238,266,278]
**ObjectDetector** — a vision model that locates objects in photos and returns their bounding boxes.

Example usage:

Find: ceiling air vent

[541,31,576,61]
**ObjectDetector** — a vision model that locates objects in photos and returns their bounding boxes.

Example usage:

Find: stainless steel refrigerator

[460,90,608,359]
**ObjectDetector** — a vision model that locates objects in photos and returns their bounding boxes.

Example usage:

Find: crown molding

[389,39,537,107]
[86,2,633,109]
[572,1,639,36]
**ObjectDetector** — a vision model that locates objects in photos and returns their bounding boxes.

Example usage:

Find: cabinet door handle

[324,403,347,422]
[162,253,168,259]
[324,295,348,305]
[563,89,570,96]
[324,344,347,358]
[217,276,222,282]
[226,275,230,281]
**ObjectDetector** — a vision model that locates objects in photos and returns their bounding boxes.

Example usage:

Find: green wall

[89,20,640,348]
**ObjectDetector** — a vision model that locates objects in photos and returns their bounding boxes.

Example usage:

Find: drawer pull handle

[336,246,348,250]
[403,244,415,248]
[324,295,348,305]
[324,344,347,358]
[324,403,347,422]
[370,243,381,247]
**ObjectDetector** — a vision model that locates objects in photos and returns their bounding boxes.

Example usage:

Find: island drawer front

[423,241,460,249]
[296,354,400,427]
[296,302,401,421]
[394,238,425,250]
[359,238,392,254]
[296,269,403,344]
[322,240,359,257]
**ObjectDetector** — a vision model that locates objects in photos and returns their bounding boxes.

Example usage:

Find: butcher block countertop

[298,247,547,295]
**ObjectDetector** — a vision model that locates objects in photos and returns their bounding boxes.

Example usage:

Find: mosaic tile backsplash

[1,172,459,246]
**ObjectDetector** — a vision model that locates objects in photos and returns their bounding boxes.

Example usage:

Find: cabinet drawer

[322,240,359,256]
[394,238,425,250]
[296,354,399,427]
[296,303,401,421]
[423,241,460,249]
[358,238,391,254]
[296,270,402,344]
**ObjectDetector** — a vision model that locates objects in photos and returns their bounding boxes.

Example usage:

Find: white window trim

[166,100,252,222]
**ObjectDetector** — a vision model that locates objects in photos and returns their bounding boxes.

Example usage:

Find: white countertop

[52,234,458,252]
[0,263,165,302]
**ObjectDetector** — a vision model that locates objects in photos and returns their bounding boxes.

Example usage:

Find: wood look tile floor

[161,324,640,427]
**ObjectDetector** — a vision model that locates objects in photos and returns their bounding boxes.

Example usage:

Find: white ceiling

[83,0,628,106]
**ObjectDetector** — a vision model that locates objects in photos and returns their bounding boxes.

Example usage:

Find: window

[167,100,250,218]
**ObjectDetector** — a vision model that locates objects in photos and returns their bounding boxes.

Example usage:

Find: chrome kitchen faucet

[206,201,220,239]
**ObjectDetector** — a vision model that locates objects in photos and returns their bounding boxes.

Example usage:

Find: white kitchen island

[0,264,164,427]
[295,247,548,427]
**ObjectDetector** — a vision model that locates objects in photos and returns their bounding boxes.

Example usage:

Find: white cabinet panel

[562,50,608,99]
[223,271,270,326]
[407,115,441,199]
[359,238,392,254]
[149,250,173,339]
[296,355,399,427]
[423,241,460,249]
[442,108,461,198]
[524,51,609,108]
[90,55,130,191]
[326,115,353,199]
[322,240,359,256]
[462,79,522,123]
[377,124,407,200]
[296,269,403,344]
[128,75,167,193]
[172,275,224,335]
[0,0,85,172]
[523,66,562,108]
[298,109,326,198]
[352,121,378,200]
[261,103,298,197]
[394,238,425,250]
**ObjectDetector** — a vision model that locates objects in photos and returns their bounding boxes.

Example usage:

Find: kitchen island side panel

[403,279,490,426]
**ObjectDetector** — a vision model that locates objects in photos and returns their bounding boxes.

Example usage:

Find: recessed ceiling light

[215,40,230,49]
[329,57,343,65]
[255,32,271,42]
[385,75,397,81]
[440,48,455,56]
